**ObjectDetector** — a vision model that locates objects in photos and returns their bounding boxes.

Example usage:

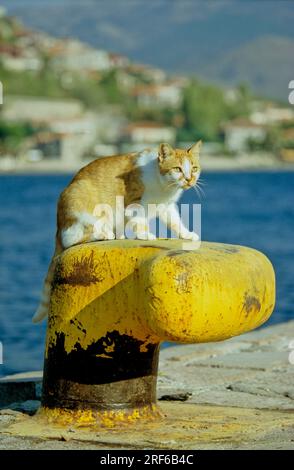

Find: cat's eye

[174,167,182,172]
[192,167,198,172]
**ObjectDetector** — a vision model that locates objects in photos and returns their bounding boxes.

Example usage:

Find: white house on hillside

[2,96,84,122]
[250,105,294,125]
[132,83,183,109]
[51,39,112,73]
[123,122,176,145]
[224,118,266,153]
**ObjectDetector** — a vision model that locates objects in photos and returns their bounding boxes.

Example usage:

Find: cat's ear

[188,140,202,158]
[159,143,174,162]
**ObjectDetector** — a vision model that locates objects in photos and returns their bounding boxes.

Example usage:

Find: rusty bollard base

[37,404,162,428]
[41,240,275,425]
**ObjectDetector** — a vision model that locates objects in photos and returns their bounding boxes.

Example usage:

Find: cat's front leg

[93,219,115,240]
[126,216,156,240]
[161,203,199,241]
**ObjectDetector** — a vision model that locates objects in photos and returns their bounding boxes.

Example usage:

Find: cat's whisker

[192,186,201,200]
[196,184,206,197]
[196,178,206,187]
[192,186,199,197]
[196,183,205,194]
[195,182,206,193]
[192,184,205,200]
[198,187,204,199]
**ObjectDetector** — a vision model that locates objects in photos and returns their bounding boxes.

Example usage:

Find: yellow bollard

[41,240,275,426]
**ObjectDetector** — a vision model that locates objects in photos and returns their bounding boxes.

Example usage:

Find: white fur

[138,148,183,206]
[75,211,98,226]
[125,147,183,239]
[61,211,97,249]
[126,215,156,240]
[62,209,116,248]
[182,158,192,180]
[61,222,84,248]
[93,218,115,240]
[136,148,158,167]
[132,146,199,240]
[160,203,199,241]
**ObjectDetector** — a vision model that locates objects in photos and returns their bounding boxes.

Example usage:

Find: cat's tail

[32,248,60,323]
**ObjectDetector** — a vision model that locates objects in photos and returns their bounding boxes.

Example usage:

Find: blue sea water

[0,171,293,376]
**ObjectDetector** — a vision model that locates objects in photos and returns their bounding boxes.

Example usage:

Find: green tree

[180,80,227,142]
[70,79,104,109]
[0,121,35,155]
[226,82,251,120]
[99,70,125,104]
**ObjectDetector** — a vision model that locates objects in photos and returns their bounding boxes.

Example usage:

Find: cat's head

[158,141,202,190]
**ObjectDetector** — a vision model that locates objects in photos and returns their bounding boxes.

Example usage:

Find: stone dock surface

[0,321,293,450]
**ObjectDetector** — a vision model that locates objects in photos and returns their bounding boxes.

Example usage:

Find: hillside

[1,5,294,169]
[200,36,294,102]
[2,0,294,100]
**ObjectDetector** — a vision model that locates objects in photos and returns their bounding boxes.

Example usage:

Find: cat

[32,141,202,323]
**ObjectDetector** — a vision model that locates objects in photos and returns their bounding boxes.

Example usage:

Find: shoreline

[1,152,294,175]
[1,162,294,176]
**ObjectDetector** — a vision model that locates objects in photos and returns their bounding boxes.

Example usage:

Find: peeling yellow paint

[38,404,162,428]
[46,240,275,358]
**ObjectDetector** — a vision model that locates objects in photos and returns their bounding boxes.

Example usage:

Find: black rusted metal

[42,330,160,410]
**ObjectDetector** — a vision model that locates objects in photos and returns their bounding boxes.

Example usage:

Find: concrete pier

[0,320,293,450]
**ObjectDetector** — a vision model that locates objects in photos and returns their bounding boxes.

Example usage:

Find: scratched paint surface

[47,240,275,356]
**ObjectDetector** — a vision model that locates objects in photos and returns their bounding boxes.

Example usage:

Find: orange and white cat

[33,141,202,323]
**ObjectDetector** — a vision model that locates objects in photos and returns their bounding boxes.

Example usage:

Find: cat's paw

[136,232,156,240]
[93,226,115,240]
[180,229,199,241]
[103,229,115,240]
